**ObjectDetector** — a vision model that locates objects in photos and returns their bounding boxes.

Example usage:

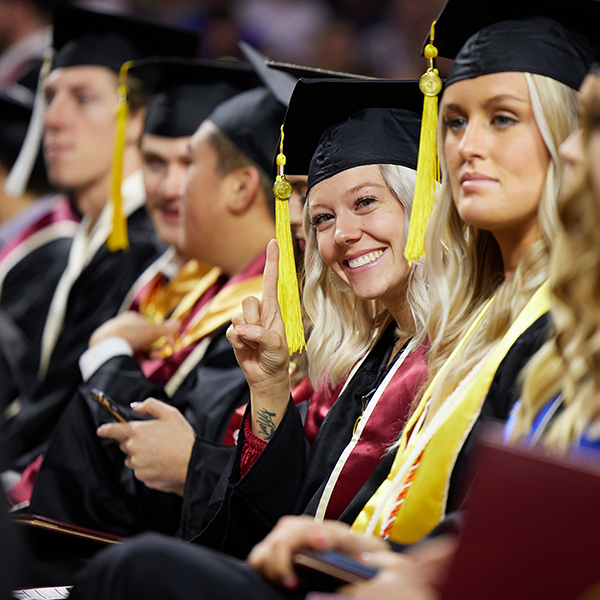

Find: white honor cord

[314,342,413,522]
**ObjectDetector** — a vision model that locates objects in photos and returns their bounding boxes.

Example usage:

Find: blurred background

[0,0,451,85]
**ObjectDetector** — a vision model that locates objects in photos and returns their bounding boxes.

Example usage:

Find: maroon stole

[321,343,428,520]
[140,253,266,388]
[0,196,80,264]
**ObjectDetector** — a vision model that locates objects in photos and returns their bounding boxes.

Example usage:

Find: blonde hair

[421,73,578,417]
[514,74,600,452]
[302,164,429,389]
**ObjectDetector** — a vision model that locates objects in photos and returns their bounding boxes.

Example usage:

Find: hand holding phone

[292,549,379,592]
[90,389,128,423]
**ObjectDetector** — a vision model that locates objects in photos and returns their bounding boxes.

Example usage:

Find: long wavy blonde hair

[302,164,429,390]
[512,74,600,452]
[420,73,578,416]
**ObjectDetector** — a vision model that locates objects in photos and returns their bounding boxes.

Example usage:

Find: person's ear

[126,106,146,146]
[225,165,260,215]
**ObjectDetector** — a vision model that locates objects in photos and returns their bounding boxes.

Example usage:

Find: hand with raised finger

[226,239,291,440]
[89,311,180,352]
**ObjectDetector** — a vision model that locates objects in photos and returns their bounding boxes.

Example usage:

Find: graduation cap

[207,86,286,178]
[128,57,260,139]
[280,78,422,189]
[428,0,600,90]
[265,60,377,82]
[239,41,375,107]
[52,5,199,71]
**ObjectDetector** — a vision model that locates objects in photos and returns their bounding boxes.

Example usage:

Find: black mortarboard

[207,87,286,176]
[52,5,199,72]
[281,79,422,190]
[129,57,260,138]
[428,0,600,89]
[239,41,374,107]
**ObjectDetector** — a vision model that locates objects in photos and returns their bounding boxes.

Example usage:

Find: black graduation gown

[0,202,77,401]
[66,315,551,600]
[195,314,550,559]
[0,235,73,376]
[193,326,413,555]
[27,322,251,538]
[2,205,165,470]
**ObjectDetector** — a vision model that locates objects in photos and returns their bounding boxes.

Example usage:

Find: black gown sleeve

[28,325,250,538]
[193,398,309,558]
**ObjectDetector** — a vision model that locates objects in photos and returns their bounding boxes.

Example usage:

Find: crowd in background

[0,0,450,83]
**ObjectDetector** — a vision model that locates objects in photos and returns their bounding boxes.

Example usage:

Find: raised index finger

[262,238,279,302]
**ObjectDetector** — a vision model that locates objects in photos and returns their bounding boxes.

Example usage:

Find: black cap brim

[52,5,199,71]
[426,0,600,89]
[282,78,423,185]
[428,0,600,60]
[129,57,260,137]
[208,87,287,177]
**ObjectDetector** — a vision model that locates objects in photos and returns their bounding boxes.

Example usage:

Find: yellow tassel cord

[404,21,442,265]
[107,60,133,252]
[273,126,306,354]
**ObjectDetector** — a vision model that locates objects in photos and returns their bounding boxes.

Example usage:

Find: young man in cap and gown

[0,6,199,479]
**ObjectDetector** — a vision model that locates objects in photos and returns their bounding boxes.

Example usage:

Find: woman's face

[308,164,410,311]
[441,72,550,244]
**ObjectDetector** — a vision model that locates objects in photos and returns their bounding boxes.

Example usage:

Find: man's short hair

[205,127,275,216]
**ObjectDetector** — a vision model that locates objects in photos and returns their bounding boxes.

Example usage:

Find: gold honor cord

[273,126,305,354]
[404,21,442,265]
[107,60,133,252]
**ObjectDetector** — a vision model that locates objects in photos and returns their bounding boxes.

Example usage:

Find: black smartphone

[292,549,379,592]
[89,389,128,423]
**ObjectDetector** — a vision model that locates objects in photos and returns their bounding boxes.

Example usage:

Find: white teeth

[347,250,383,269]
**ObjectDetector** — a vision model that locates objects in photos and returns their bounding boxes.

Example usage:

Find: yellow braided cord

[276,196,305,354]
[107,60,133,252]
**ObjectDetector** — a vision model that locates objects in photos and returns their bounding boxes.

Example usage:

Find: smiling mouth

[346,250,384,269]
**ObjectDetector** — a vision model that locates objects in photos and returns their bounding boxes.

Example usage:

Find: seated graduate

[23,78,286,537]
[197,77,430,556]
[508,66,600,451]
[0,5,199,475]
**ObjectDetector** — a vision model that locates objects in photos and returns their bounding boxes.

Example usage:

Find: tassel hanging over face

[273,125,305,355]
[107,60,133,252]
[404,21,442,265]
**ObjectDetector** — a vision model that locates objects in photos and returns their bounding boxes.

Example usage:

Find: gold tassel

[404,21,442,265]
[273,126,305,354]
[107,60,133,253]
